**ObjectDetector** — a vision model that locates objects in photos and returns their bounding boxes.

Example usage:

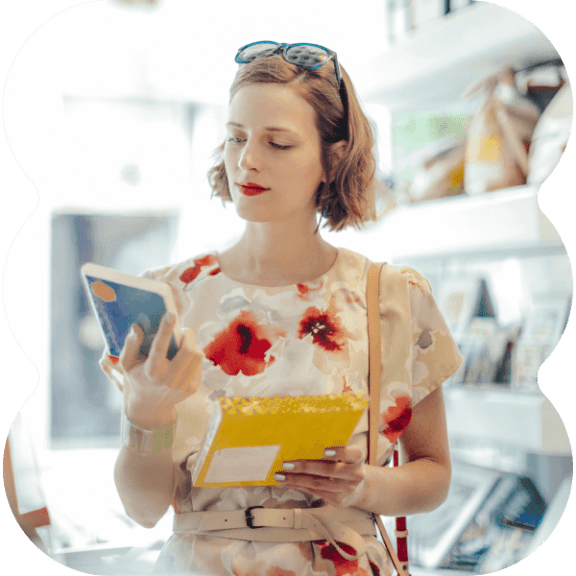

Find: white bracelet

[122,411,177,454]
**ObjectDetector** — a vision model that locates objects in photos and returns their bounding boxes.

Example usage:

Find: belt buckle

[245,506,264,529]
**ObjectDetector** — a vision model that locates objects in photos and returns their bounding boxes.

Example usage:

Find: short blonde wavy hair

[208,53,377,231]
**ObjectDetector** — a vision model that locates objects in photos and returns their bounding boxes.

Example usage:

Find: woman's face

[224,83,326,226]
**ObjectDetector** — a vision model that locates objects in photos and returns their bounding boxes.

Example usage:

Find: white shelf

[381,186,563,262]
[444,386,571,455]
[360,2,561,110]
[327,186,565,263]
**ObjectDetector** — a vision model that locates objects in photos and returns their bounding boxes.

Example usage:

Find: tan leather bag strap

[366,263,383,465]
[367,263,410,576]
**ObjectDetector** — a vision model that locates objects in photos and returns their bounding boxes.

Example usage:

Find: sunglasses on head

[234,41,349,138]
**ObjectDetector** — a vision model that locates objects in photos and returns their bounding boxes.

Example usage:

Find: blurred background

[1,1,574,575]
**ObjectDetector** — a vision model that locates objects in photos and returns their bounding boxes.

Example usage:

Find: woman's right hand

[116,312,203,427]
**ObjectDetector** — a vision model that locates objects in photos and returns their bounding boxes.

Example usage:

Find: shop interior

[2,1,574,575]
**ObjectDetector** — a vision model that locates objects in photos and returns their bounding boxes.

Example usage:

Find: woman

[101,42,463,576]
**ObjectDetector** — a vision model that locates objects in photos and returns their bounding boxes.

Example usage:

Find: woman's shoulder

[380,264,436,314]
[390,265,433,294]
[338,248,432,296]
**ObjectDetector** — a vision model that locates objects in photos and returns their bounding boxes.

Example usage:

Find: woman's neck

[217,218,338,287]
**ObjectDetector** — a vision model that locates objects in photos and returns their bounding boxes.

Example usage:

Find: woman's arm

[112,379,179,529]
[103,314,203,528]
[114,440,176,529]
[355,385,451,516]
[276,386,451,517]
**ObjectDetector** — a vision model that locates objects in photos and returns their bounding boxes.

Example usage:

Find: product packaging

[463,67,541,195]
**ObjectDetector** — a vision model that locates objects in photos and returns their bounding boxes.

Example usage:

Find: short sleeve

[401,267,463,407]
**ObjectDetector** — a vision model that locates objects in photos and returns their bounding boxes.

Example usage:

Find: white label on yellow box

[203,445,282,483]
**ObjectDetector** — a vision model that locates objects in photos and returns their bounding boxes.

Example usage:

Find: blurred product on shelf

[436,276,495,336]
[527,80,572,186]
[378,65,570,218]
[406,462,548,572]
[406,135,465,202]
[516,63,566,112]
[457,318,514,386]
[464,67,541,195]
[447,473,546,572]
[511,295,571,389]
[433,274,572,388]
[388,109,468,213]
[436,275,515,386]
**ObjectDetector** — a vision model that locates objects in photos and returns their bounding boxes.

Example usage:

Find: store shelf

[444,386,571,455]
[382,186,565,263]
[360,2,561,110]
[388,239,566,265]
[327,186,565,263]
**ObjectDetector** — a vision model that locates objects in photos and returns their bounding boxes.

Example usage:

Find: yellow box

[191,392,368,487]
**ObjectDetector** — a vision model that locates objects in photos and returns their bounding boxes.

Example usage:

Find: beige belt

[173,505,377,561]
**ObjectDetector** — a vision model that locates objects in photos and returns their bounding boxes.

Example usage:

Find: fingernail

[282,462,295,471]
[324,449,336,457]
[274,473,286,482]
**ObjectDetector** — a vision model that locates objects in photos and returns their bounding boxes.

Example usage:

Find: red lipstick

[239,182,268,197]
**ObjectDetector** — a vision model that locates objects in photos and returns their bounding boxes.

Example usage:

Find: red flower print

[313,541,369,576]
[342,377,353,394]
[381,395,413,444]
[369,561,382,575]
[204,310,285,376]
[296,279,323,300]
[298,306,345,352]
[339,288,361,307]
[180,255,217,288]
[399,267,432,295]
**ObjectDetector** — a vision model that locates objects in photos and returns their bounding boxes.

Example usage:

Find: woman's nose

[238,140,262,172]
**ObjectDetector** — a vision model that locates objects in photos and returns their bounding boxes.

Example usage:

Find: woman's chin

[233,207,274,224]
[232,203,318,227]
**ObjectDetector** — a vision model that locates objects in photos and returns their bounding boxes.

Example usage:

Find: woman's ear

[332,140,348,161]
[324,140,348,183]
[332,140,348,163]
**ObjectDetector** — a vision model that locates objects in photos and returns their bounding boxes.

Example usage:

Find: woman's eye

[269,142,291,150]
[226,137,290,150]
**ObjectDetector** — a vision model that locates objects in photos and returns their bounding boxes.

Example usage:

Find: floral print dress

[133,248,462,576]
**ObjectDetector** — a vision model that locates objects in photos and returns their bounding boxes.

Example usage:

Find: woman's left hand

[275,446,367,508]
